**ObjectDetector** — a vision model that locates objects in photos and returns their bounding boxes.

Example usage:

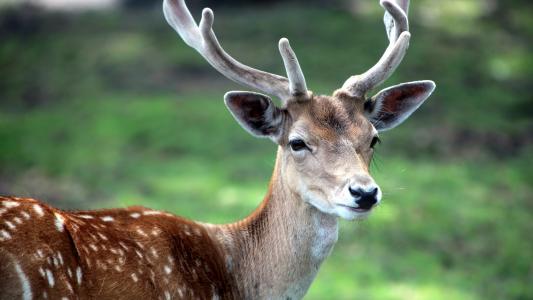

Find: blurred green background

[0,0,531,299]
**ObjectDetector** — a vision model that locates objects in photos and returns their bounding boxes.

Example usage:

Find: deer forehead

[285,95,375,144]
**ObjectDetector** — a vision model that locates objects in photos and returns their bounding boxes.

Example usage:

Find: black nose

[349,187,379,210]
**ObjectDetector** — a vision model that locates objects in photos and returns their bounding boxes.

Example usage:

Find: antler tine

[383,0,409,44]
[279,38,308,97]
[341,0,410,98]
[163,0,309,102]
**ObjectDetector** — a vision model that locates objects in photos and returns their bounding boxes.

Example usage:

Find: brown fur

[0,196,236,299]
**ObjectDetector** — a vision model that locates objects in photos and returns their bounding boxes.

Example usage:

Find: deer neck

[213,148,339,299]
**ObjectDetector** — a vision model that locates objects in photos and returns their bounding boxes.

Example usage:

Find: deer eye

[370,136,381,149]
[289,139,309,152]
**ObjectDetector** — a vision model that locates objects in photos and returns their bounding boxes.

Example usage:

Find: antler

[163,0,308,102]
[341,0,410,98]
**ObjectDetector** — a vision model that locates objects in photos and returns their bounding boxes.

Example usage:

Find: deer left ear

[224,91,285,142]
[364,80,436,132]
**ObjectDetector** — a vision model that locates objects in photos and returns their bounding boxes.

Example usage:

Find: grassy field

[0,1,531,299]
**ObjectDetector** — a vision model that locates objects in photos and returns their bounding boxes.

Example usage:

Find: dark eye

[289,139,309,152]
[370,136,381,149]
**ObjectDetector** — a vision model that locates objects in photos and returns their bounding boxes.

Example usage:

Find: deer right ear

[364,80,435,132]
[224,91,285,141]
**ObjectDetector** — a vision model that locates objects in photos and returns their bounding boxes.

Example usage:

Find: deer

[0,0,435,299]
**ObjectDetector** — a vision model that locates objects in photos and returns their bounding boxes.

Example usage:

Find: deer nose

[348,187,379,210]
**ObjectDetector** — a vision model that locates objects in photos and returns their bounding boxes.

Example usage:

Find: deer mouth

[337,204,372,213]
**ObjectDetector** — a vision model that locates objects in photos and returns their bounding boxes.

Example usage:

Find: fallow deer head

[163,0,435,220]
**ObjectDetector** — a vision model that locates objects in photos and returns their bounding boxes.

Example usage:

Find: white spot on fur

[164,265,172,274]
[38,267,46,277]
[114,265,123,272]
[79,215,93,219]
[135,241,144,249]
[5,220,15,229]
[0,229,11,241]
[33,204,44,217]
[45,269,55,287]
[21,211,30,220]
[57,252,64,265]
[13,217,22,224]
[135,250,143,258]
[3,200,20,208]
[150,247,159,258]
[89,244,98,252]
[67,268,72,278]
[130,212,141,218]
[76,267,82,285]
[97,232,108,240]
[66,281,74,293]
[119,241,129,250]
[143,210,162,216]
[164,291,171,300]
[101,216,114,222]
[14,261,32,300]
[54,213,65,232]
[43,291,48,299]
[137,228,148,237]
[131,273,138,282]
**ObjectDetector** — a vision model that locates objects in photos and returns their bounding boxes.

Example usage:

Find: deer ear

[224,91,285,141]
[364,80,435,132]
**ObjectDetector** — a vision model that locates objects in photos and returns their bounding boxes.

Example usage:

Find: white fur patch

[45,269,55,287]
[76,267,83,285]
[33,204,44,217]
[5,220,15,229]
[13,260,32,300]
[164,265,172,274]
[0,229,11,241]
[101,216,114,222]
[143,211,162,216]
[21,211,30,220]
[54,213,65,232]
[3,200,20,208]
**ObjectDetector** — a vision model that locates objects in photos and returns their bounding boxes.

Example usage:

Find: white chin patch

[335,206,372,221]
